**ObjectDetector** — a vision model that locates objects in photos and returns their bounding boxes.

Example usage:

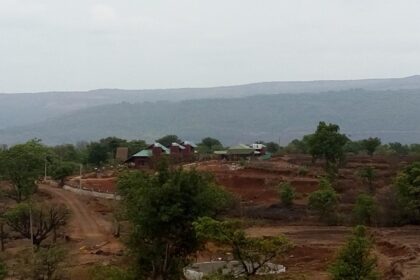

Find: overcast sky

[1,0,420,92]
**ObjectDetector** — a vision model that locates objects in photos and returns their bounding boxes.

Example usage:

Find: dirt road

[40,184,112,244]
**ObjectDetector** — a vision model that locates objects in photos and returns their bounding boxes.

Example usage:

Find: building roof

[171,142,186,149]
[214,150,228,155]
[131,149,153,158]
[182,141,197,148]
[227,144,255,155]
[148,142,170,154]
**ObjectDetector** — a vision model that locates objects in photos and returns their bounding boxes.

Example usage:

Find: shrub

[278,182,295,208]
[329,226,379,280]
[394,162,420,224]
[308,178,339,224]
[353,194,377,225]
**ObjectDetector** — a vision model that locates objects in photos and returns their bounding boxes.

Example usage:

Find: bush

[353,194,377,226]
[394,162,420,224]
[278,182,295,207]
[33,245,67,280]
[329,226,379,280]
[308,178,339,224]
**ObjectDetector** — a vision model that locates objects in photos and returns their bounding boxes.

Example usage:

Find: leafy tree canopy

[329,226,379,280]
[0,140,47,202]
[51,161,78,186]
[394,162,420,224]
[361,137,381,156]
[308,178,339,223]
[86,142,109,166]
[353,194,377,226]
[307,122,349,173]
[265,142,281,154]
[197,137,223,154]
[117,164,232,279]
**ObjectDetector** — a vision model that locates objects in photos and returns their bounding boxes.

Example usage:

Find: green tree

[197,137,223,154]
[51,161,78,186]
[33,245,67,280]
[329,226,379,280]
[353,194,377,226]
[286,136,310,154]
[359,166,376,193]
[156,135,181,147]
[308,178,339,223]
[361,137,381,156]
[194,217,291,278]
[278,182,295,208]
[388,142,409,155]
[4,203,70,246]
[127,139,147,155]
[394,162,420,224]
[307,122,349,174]
[86,142,109,166]
[51,144,81,162]
[0,140,46,202]
[344,140,364,155]
[265,142,280,154]
[99,137,129,158]
[117,165,232,279]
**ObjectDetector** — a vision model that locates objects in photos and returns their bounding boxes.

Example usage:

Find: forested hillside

[1,89,420,145]
[1,75,420,130]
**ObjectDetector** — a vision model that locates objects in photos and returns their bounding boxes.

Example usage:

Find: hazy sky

[1,0,420,92]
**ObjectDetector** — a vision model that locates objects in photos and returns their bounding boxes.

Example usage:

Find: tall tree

[51,161,78,187]
[127,139,147,155]
[265,142,281,154]
[307,122,349,174]
[0,140,46,202]
[361,137,381,156]
[388,142,409,155]
[86,142,109,166]
[197,137,223,154]
[51,144,81,162]
[117,164,232,279]
[329,226,379,280]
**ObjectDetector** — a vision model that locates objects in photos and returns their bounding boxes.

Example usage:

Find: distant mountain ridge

[1,75,420,130]
[1,88,420,145]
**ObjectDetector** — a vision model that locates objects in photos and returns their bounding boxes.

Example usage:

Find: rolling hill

[1,75,420,130]
[1,88,420,145]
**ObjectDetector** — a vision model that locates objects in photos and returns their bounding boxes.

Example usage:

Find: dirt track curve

[39,184,113,245]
